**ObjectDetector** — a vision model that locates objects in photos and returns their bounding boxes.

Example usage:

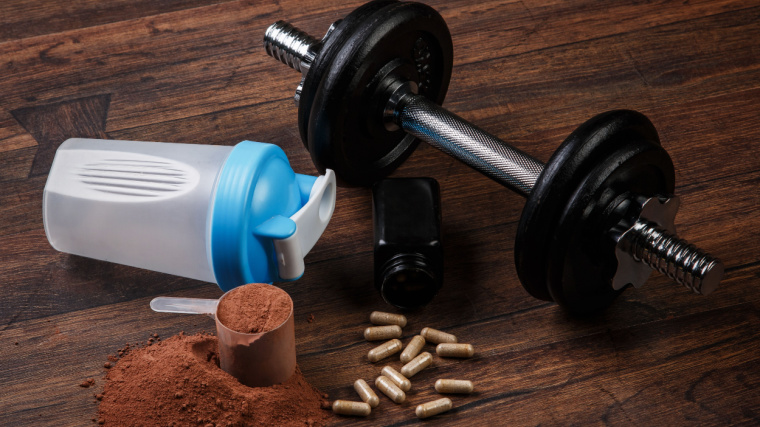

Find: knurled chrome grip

[397,95,544,196]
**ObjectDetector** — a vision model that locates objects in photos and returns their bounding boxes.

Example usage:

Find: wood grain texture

[0,0,241,42]
[0,0,758,425]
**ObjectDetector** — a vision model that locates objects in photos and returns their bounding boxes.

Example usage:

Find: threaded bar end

[630,221,723,295]
[264,21,318,73]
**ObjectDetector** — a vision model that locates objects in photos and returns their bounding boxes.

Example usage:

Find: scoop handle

[150,297,219,315]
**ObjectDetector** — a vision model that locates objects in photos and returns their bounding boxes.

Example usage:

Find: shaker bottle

[43,138,336,290]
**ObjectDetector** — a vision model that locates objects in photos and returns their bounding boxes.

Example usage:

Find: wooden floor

[1,0,759,425]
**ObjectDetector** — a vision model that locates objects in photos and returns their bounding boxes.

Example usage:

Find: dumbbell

[262,0,723,313]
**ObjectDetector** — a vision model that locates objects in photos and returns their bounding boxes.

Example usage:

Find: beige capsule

[400,335,425,363]
[364,325,402,341]
[415,397,453,419]
[435,379,474,394]
[370,311,407,327]
[375,375,406,404]
[400,351,433,378]
[332,400,372,417]
[368,339,403,363]
[436,343,475,358]
[421,327,457,344]
[353,379,380,408]
[380,366,411,392]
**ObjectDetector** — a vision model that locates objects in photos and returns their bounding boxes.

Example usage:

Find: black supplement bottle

[372,178,443,309]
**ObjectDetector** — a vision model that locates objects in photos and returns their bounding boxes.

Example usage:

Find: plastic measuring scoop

[43,138,336,291]
[151,284,296,388]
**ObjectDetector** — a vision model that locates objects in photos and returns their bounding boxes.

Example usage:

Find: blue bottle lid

[209,141,326,291]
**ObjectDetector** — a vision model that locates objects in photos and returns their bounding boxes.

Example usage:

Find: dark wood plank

[0,0,241,42]
[0,1,754,135]
[0,0,759,425]
[0,113,36,152]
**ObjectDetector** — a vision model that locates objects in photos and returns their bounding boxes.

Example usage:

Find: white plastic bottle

[43,138,336,290]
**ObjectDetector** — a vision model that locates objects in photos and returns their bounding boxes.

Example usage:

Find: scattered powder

[216,283,292,334]
[97,333,331,426]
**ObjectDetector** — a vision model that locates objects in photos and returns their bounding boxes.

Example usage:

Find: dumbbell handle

[393,93,543,196]
[264,20,723,295]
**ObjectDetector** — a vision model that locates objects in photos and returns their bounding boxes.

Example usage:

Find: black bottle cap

[380,254,439,309]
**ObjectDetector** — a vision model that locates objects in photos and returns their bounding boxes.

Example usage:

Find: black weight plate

[514,110,674,312]
[302,1,453,186]
[298,0,396,149]
[546,140,674,314]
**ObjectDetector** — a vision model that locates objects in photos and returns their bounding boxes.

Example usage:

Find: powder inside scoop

[216,283,292,334]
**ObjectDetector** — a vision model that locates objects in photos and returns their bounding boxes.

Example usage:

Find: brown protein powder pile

[97,333,331,426]
[216,283,292,333]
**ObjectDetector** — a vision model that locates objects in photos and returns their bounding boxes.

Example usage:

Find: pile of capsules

[331,311,475,419]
